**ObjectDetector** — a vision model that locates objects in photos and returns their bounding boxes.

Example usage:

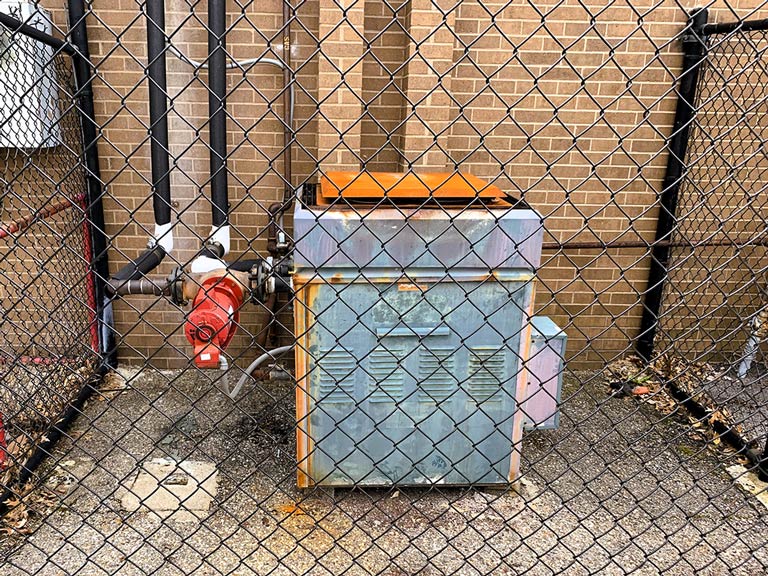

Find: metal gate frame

[635,8,768,480]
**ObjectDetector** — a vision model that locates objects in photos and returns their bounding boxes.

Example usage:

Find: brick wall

[28,0,768,368]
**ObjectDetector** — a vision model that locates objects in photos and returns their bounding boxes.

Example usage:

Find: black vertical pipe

[109,0,170,283]
[208,0,228,228]
[146,0,172,227]
[636,8,709,362]
[67,0,115,367]
[282,0,292,198]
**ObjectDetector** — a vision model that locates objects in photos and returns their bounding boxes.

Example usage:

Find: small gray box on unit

[523,316,566,430]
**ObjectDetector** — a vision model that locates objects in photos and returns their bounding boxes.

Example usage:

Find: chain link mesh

[0,1,767,575]
[654,23,768,452]
[0,22,98,501]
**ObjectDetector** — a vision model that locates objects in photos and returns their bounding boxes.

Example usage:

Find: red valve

[185,274,246,368]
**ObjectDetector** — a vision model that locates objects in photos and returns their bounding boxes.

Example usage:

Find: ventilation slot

[369,347,405,403]
[317,348,356,403]
[418,347,455,402]
[468,347,506,403]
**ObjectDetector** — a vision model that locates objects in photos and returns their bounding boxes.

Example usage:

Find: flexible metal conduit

[225,345,294,399]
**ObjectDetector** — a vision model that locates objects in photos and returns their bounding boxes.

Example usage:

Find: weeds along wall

[40,0,768,368]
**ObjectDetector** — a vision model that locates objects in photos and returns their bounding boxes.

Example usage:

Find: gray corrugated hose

[226,345,294,399]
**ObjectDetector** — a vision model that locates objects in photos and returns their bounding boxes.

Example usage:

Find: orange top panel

[319,172,504,203]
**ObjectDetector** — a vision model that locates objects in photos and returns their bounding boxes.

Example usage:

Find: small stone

[162,472,189,486]
[632,386,650,396]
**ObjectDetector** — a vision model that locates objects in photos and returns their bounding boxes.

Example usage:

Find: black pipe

[282,0,292,200]
[199,244,225,260]
[108,0,172,284]
[226,258,261,272]
[702,17,768,36]
[0,12,75,55]
[67,0,115,367]
[146,0,172,228]
[260,202,284,349]
[636,8,708,362]
[111,245,166,282]
[208,0,228,228]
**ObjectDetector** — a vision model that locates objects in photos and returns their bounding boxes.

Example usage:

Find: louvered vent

[468,347,506,402]
[317,348,356,403]
[418,347,455,402]
[368,346,405,403]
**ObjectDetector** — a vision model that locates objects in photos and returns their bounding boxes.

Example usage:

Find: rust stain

[509,280,537,483]
[304,284,319,309]
[277,503,308,517]
[293,287,316,489]
[397,282,428,292]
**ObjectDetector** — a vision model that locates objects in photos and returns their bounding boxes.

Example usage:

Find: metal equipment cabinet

[292,172,549,488]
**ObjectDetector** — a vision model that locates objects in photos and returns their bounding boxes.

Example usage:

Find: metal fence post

[68,0,115,367]
[636,8,709,361]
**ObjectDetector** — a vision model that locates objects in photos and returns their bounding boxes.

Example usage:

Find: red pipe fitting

[185,274,246,368]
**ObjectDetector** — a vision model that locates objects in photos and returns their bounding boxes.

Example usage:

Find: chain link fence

[654,13,768,452]
[0,1,767,574]
[0,4,100,510]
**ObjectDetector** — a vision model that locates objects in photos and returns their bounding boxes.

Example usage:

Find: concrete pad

[726,464,768,511]
[119,457,218,522]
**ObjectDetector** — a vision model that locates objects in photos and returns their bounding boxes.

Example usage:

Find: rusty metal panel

[293,196,544,486]
[293,204,543,272]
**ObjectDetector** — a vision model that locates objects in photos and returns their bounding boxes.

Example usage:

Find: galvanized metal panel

[294,198,545,487]
[303,277,533,486]
[293,205,543,271]
[523,316,567,430]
